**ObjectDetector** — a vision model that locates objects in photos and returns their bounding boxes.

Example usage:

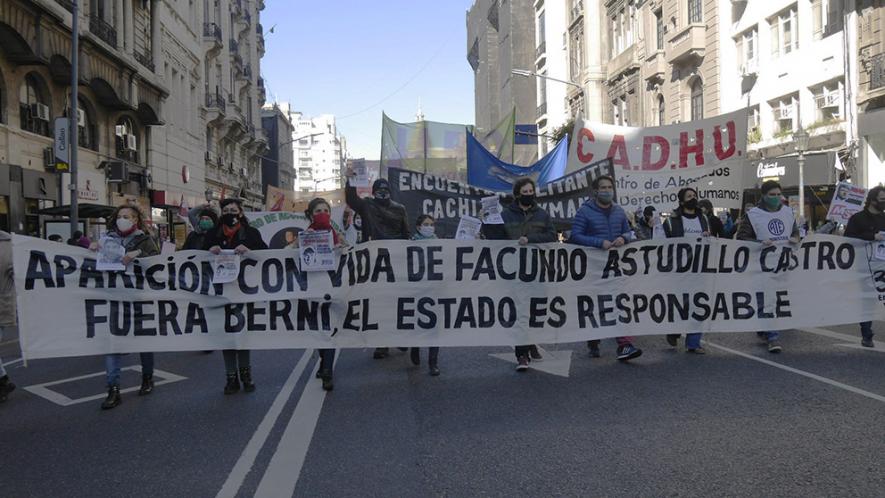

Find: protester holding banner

[568,175,643,361]
[184,206,219,250]
[410,214,442,376]
[88,205,160,409]
[662,188,710,353]
[634,206,656,241]
[482,177,557,371]
[345,169,410,360]
[843,186,885,348]
[697,200,724,238]
[297,197,345,390]
[736,181,800,353]
[207,198,268,394]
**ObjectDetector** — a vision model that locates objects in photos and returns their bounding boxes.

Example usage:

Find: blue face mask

[597,191,614,203]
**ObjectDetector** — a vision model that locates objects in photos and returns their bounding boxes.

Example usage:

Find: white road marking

[253,352,337,498]
[23,367,187,406]
[488,346,573,377]
[216,349,314,498]
[704,340,885,404]
[798,327,861,343]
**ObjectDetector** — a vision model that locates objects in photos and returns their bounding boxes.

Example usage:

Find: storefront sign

[62,171,106,204]
[745,152,835,188]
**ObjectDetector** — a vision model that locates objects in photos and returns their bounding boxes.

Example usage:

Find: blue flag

[466,131,568,191]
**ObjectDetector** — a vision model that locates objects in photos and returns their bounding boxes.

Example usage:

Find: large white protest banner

[567,109,748,211]
[13,234,885,359]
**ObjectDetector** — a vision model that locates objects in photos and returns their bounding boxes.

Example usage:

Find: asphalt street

[1,323,883,497]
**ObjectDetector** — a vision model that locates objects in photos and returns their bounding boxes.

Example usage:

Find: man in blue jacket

[568,175,643,361]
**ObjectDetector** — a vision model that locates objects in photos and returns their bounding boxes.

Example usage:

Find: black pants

[318,349,335,372]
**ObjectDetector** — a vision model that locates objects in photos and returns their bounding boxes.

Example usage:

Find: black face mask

[683,198,698,211]
[518,194,535,207]
[374,189,391,206]
[221,214,239,227]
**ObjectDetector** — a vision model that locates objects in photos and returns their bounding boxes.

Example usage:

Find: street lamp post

[793,126,810,223]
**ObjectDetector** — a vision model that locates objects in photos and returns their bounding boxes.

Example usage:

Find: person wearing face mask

[290,198,347,390]
[344,169,410,360]
[205,198,268,394]
[89,206,160,409]
[184,207,219,250]
[483,178,556,371]
[736,180,800,353]
[410,214,442,375]
[634,206,656,241]
[662,188,710,353]
[844,186,885,348]
[569,175,643,361]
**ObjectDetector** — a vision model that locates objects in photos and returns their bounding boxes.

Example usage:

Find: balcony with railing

[644,50,667,82]
[257,77,266,103]
[89,14,118,47]
[536,102,547,119]
[205,91,227,113]
[607,44,639,81]
[134,50,154,72]
[230,39,243,67]
[666,23,705,64]
[535,41,546,66]
[203,22,222,48]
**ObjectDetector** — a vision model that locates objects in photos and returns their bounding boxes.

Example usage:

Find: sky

[260,0,477,160]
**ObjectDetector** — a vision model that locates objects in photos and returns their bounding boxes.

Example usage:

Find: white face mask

[116,218,134,233]
[418,226,435,237]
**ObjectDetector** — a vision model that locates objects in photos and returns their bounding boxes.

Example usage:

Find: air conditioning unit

[107,161,129,183]
[125,134,137,151]
[240,167,248,177]
[776,105,794,120]
[115,125,127,137]
[31,103,50,122]
[77,109,86,127]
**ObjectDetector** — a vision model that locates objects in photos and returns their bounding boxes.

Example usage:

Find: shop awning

[37,203,116,219]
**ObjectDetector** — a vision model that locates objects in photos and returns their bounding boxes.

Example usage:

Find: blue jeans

[859,322,874,341]
[756,331,780,341]
[685,333,703,349]
[105,353,154,387]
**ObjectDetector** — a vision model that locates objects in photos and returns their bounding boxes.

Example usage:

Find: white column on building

[115,1,125,51]
[124,0,135,55]
[151,0,163,74]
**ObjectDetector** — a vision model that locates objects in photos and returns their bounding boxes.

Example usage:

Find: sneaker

[686,347,706,355]
[529,345,543,361]
[616,344,643,361]
[861,338,875,348]
[666,334,679,347]
[516,356,529,371]
[768,340,783,353]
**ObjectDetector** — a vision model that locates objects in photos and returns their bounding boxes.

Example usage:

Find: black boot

[239,367,255,393]
[224,373,240,395]
[321,370,334,391]
[428,348,440,376]
[372,347,389,359]
[410,347,421,366]
[138,375,154,396]
[101,386,121,410]
[0,375,15,403]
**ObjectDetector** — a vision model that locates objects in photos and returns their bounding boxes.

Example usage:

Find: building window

[655,9,664,51]
[812,80,843,122]
[19,74,51,137]
[771,95,798,136]
[735,28,758,72]
[657,95,665,126]
[115,117,139,163]
[812,0,844,40]
[690,79,703,121]
[71,97,98,151]
[770,6,798,58]
[688,0,702,24]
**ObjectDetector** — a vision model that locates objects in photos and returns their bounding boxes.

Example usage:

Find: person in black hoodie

[483,177,557,371]
[184,207,219,250]
[206,198,268,394]
[663,187,710,353]
[844,185,885,348]
[344,168,410,359]
[697,199,724,238]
